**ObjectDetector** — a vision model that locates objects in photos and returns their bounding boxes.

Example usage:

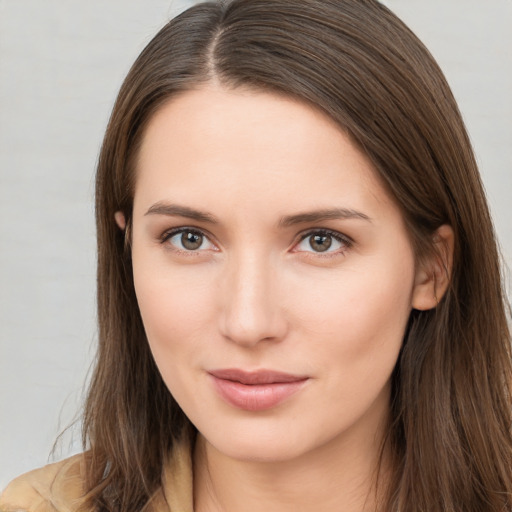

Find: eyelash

[159,227,353,257]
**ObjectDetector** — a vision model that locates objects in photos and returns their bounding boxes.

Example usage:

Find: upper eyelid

[296,228,353,244]
[160,225,215,242]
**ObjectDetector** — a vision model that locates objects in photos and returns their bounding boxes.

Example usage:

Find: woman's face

[130,86,429,463]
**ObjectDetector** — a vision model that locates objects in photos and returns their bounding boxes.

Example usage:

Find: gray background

[1,0,511,488]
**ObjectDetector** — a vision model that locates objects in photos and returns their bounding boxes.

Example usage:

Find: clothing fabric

[0,439,194,512]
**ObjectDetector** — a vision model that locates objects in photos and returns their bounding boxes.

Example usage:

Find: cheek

[286,254,414,383]
[133,266,221,417]
[132,258,217,368]
[292,267,412,334]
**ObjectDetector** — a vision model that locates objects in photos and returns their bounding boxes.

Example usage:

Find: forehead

[133,85,400,225]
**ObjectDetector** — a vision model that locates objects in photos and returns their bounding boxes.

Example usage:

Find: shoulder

[0,454,88,512]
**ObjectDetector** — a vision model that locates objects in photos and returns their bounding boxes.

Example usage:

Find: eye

[294,230,350,254]
[162,228,216,252]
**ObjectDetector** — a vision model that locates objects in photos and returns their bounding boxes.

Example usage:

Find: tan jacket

[0,440,193,512]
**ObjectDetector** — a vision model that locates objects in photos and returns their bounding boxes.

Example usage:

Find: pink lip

[209,369,309,412]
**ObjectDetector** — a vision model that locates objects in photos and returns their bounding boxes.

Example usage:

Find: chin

[211,435,309,463]
[197,414,335,464]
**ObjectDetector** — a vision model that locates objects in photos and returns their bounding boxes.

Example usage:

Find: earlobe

[412,224,454,311]
[114,211,126,230]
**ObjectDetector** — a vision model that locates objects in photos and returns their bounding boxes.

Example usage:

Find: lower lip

[210,376,308,412]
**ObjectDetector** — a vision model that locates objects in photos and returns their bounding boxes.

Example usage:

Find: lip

[208,369,309,412]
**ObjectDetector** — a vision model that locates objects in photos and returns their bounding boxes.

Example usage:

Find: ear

[114,211,126,230]
[412,224,454,311]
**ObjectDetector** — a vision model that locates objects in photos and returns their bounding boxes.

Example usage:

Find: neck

[193,420,391,512]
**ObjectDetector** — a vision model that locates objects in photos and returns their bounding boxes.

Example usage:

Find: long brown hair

[85,0,512,510]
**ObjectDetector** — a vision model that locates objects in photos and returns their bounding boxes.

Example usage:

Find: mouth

[208,369,309,411]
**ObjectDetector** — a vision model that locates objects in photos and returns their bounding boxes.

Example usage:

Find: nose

[218,252,288,347]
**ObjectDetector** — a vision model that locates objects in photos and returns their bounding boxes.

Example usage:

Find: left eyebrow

[278,208,371,227]
[144,202,220,224]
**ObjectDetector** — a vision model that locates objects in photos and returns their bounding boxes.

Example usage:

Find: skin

[120,86,452,512]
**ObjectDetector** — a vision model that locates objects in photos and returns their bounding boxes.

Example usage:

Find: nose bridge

[219,247,285,346]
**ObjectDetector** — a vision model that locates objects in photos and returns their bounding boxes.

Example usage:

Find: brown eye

[294,230,348,255]
[181,231,203,250]
[309,234,332,252]
[165,229,215,252]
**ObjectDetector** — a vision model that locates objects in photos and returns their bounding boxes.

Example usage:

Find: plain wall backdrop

[1,0,511,488]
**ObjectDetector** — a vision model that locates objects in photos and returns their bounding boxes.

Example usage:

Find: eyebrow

[145,202,220,224]
[278,208,371,227]
[144,202,371,226]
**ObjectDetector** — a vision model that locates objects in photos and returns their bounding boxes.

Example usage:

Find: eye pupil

[181,231,203,250]
[310,234,332,252]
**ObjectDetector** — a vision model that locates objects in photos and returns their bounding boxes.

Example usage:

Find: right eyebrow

[278,207,371,227]
[144,202,220,224]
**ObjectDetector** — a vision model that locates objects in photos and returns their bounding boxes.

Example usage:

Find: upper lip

[209,368,309,385]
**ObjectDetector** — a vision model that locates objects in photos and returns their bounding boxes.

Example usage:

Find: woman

[1,0,511,511]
